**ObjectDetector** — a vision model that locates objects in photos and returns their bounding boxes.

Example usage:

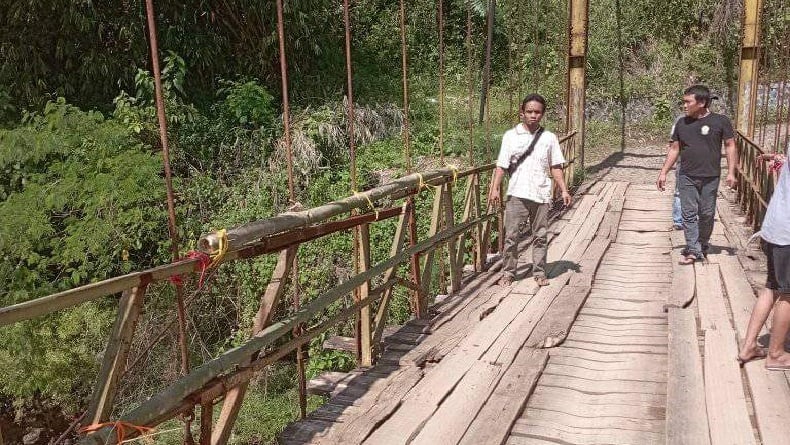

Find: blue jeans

[678,174,720,258]
[673,166,683,226]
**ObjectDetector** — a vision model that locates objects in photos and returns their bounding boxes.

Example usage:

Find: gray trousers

[678,174,720,258]
[503,196,550,279]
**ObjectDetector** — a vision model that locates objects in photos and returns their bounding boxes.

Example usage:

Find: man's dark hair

[684,84,712,107]
[521,94,547,112]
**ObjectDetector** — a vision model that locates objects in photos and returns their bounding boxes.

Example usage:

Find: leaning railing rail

[0,134,577,445]
[735,131,779,230]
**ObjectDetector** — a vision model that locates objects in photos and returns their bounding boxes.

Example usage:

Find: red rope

[79,421,153,444]
[168,251,211,289]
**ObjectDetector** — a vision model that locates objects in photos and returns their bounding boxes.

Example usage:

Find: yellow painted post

[736,0,763,136]
[565,0,590,182]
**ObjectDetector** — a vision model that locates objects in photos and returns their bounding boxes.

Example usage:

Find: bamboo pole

[199,166,492,254]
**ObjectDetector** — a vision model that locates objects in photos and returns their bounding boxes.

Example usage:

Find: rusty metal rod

[466,6,475,165]
[438,0,445,164]
[143,1,191,411]
[399,0,412,173]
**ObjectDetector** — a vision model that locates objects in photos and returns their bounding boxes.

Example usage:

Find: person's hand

[561,190,572,207]
[656,172,667,191]
[726,173,737,189]
[488,188,501,209]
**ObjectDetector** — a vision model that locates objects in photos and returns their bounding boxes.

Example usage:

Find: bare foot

[737,344,767,366]
[766,352,790,371]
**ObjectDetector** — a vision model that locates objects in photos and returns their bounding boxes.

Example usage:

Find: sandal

[534,276,550,287]
[678,254,700,265]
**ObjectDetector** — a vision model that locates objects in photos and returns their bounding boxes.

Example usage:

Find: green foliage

[0,98,171,407]
[218,79,276,128]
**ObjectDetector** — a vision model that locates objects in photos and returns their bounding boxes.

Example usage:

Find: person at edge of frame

[737,152,790,371]
[488,93,573,288]
[656,84,738,264]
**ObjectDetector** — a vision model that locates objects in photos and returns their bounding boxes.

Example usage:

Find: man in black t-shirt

[657,84,738,264]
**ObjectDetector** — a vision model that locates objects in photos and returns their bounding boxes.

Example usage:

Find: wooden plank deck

[277,182,790,445]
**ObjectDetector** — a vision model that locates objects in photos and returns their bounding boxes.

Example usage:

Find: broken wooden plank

[456,348,549,445]
[664,249,696,310]
[315,366,424,444]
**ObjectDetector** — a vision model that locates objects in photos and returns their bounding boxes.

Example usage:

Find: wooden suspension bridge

[1,0,790,443]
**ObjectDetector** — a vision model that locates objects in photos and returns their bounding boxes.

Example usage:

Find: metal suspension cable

[277,0,295,202]
[773,3,789,152]
[400,0,413,172]
[143,0,193,440]
[344,0,358,191]
[467,5,475,165]
[507,3,515,116]
[533,0,541,89]
[438,0,445,164]
[276,0,306,420]
[518,0,526,103]
[758,1,772,148]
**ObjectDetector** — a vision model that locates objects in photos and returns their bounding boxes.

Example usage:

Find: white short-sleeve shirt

[761,161,790,245]
[496,124,566,203]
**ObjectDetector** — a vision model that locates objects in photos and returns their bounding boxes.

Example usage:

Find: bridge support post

[565,0,590,182]
[212,246,297,445]
[356,223,374,367]
[85,285,148,425]
[736,0,763,136]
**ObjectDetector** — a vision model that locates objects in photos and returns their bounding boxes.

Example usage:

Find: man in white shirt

[489,94,572,287]
[737,153,790,370]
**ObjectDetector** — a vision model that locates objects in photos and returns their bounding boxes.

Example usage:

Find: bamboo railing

[735,131,780,230]
[0,134,577,445]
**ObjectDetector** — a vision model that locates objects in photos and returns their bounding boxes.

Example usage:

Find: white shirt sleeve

[496,132,512,170]
[548,134,566,167]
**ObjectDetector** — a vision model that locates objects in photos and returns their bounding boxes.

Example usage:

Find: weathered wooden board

[543,362,666,383]
[716,253,790,445]
[519,407,664,432]
[666,308,710,445]
[560,339,667,355]
[362,279,552,444]
[529,384,666,406]
[456,348,549,445]
[509,424,663,445]
[664,249,696,310]
[549,354,666,372]
[528,389,666,418]
[565,331,667,347]
[548,347,668,365]
[695,263,729,331]
[703,329,757,445]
